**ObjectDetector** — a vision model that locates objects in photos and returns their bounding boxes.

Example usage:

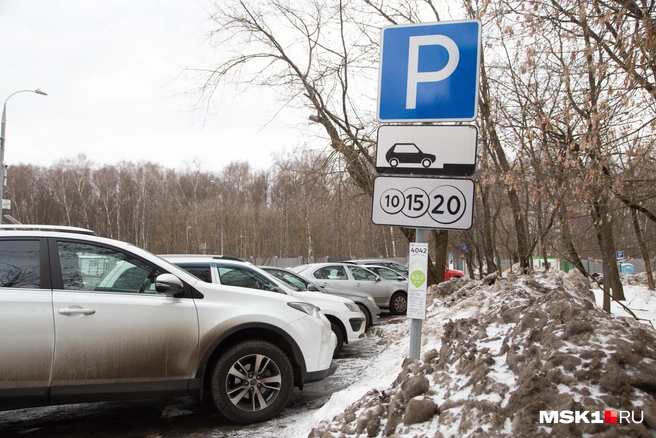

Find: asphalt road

[0,316,398,438]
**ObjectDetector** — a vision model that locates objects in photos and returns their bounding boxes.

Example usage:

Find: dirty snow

[273,270,656,437]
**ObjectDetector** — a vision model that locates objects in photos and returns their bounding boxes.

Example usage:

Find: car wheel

[210,340,293,424]
[389,158,399,167]
[421,158,433,168]
[389,292,407,315]
[331,322,344,358]
[357,304,372,329]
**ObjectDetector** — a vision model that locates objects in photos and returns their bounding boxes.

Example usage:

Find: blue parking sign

[377,20,481,122]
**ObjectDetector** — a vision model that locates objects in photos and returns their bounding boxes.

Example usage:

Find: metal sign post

[374,19,481,361]
[409,229,428,359]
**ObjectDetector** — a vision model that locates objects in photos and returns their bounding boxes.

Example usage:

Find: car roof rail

[0,224,97,236]
[160,254,245,262]
[212,255,245,262]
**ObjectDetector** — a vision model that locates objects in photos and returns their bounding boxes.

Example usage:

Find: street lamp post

[0,89,48,222]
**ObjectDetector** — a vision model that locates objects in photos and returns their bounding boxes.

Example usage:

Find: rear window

[217,265,278,290]
[175,263,212,283]
[0,240,40,288]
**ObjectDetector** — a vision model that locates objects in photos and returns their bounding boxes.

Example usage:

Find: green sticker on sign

[410,270,426,288]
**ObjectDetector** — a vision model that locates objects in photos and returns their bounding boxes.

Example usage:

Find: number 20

[432,194,461,215]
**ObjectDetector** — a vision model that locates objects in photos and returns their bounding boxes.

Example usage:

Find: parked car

[364,264,407,282]
[260,266,381,330]
[161,255,366,358]
[346,259,465,281]
[292,263,408,315]
[444,268,465,280]
[345,259,410,276]
[0,225,336,424]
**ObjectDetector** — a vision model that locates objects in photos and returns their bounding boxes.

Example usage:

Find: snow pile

[623,272,652,287]
[308,270,656,437]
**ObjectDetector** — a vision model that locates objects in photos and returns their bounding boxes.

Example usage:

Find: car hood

[289,290,355,309]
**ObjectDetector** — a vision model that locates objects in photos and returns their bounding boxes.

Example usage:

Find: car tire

[357,304,372,329]
[331,322,344,358]
[389,158,399,167]
[210,340,293,424]
[421,158,433,168]
[389,292,407,315]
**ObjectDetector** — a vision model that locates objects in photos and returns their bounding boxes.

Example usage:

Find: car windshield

[264,269,307,291]
[386,263,408,276]
[374,267,404,280]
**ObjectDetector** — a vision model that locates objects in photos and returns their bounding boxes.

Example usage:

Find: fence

[245,255,649,276]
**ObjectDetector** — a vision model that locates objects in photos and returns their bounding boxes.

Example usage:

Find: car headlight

[366,295,376,305]
[288,301,322,318]
[344,302,359,312]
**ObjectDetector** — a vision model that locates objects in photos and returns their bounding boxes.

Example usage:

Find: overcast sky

[0,0,310,173]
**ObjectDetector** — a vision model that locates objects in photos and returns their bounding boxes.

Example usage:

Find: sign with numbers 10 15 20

[371,176,474,230]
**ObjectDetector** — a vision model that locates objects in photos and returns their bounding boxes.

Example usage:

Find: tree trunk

[631,208,655,290]
[431,230,447,284]
[480,185,498,273]
[592,198,625,301]
[560,210,589,278]
[479,59,531,272]
[602,258,612,313]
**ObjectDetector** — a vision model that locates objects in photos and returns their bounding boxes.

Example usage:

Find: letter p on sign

[377,20,481,122]
[406,35,459,109]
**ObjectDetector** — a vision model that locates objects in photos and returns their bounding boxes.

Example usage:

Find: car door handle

[57,307,96,316]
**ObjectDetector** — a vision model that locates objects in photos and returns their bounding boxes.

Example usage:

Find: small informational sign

[375,125,477,176]
[407,243,429,319]
[1,199,10,210]
[372,176,475,230]
[616,251,625,260]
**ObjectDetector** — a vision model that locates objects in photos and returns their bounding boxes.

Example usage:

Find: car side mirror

[308,284,320,292]
[375,275,382,282]
[155,273,184,295]
[398,276,405,281]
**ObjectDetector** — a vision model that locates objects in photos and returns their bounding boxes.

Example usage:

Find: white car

[0,225,336,424]
[161,255,367,358]
[293,262,409,315]
[260,266,382,330]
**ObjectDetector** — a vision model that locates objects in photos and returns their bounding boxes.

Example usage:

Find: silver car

[260,266,382,329]
[363,264,407,282]
[293,263,408,315]
[345,259,409,276]
[0,225,336,424]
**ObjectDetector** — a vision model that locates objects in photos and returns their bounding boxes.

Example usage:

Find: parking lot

[0,315,400,438]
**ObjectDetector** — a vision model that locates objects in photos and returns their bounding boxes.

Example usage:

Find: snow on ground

[591,274,656,328]
[275,270,656,437]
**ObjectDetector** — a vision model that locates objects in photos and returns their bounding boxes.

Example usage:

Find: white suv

[0,225,336,424]
[161,255,367,358]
